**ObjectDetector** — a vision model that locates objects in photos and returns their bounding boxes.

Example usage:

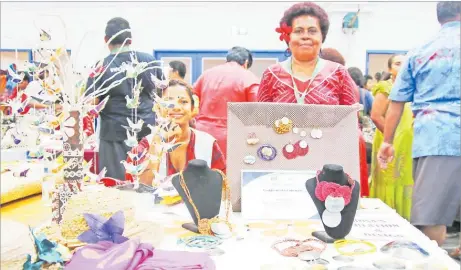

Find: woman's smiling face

[161,84,194,126]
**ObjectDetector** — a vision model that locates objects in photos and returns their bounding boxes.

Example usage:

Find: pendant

[257,145,277,161]
[198,218,212,235]
[296,140,309,156]
[325,195,345,213]
[246,132,259,145]
[282,143,297,160]
[321,210,341,228]
[243,155,256,165]
[311,128,323,139]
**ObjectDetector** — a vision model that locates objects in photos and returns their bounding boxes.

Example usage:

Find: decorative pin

[246,132,260,145]
[282,142,297,160]
[273,117,293,134]
[300,130,307,137]
[257,144,277,161]
[243,155,256,165]
[296,140,309,157]
[311,128,323,139]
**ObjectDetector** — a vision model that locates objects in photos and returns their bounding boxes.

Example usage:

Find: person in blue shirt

[378,2,460,247]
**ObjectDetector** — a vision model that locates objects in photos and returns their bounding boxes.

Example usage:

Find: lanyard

[290,57,323,104]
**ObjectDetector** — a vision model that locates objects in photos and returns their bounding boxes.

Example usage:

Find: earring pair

[282,140,309,160]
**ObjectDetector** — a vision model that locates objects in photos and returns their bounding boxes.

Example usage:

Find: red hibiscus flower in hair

[275,22,292,43]
[315,182,353,205]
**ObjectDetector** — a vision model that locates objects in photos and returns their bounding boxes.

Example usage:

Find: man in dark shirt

[86,17,163,180]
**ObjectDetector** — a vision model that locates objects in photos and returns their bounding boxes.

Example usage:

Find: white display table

[135,198,459,270]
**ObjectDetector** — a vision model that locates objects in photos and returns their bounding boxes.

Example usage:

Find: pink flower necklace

[314,170,355,228]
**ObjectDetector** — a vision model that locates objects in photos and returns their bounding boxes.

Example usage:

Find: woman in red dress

[257,2,369,196]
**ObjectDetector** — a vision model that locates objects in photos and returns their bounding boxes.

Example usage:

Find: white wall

[1,1,441,73]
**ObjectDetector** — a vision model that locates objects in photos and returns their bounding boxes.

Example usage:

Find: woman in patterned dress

[257,2,369,196]
[369,54,414,220]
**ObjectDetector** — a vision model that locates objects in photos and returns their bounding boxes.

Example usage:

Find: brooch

[243,155,256,165]
[257,145,277,161]
[246,132,259,145]
[273,117,293,134]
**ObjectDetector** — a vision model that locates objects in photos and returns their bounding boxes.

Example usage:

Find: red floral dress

[258,60,369,196]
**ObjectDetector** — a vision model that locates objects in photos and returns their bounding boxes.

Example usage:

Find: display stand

[171,159,223,233]
[306,164,360,240]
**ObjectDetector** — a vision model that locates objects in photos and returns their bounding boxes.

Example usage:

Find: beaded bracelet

[177,235,223,249]
[334,239,377,256]
[272,238,327,257]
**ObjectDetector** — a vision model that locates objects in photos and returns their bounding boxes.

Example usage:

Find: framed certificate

[241,169,319,220]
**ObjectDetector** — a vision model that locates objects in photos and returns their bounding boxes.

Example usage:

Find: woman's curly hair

[280,2,330,43]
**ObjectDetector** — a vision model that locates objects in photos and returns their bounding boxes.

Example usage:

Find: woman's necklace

[179,169,232,236]
[290,58,322,104]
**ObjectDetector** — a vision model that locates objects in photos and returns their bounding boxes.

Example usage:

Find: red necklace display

[314,170,355,228]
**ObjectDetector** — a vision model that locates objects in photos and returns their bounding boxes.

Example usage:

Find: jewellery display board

[227,102,360,211]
